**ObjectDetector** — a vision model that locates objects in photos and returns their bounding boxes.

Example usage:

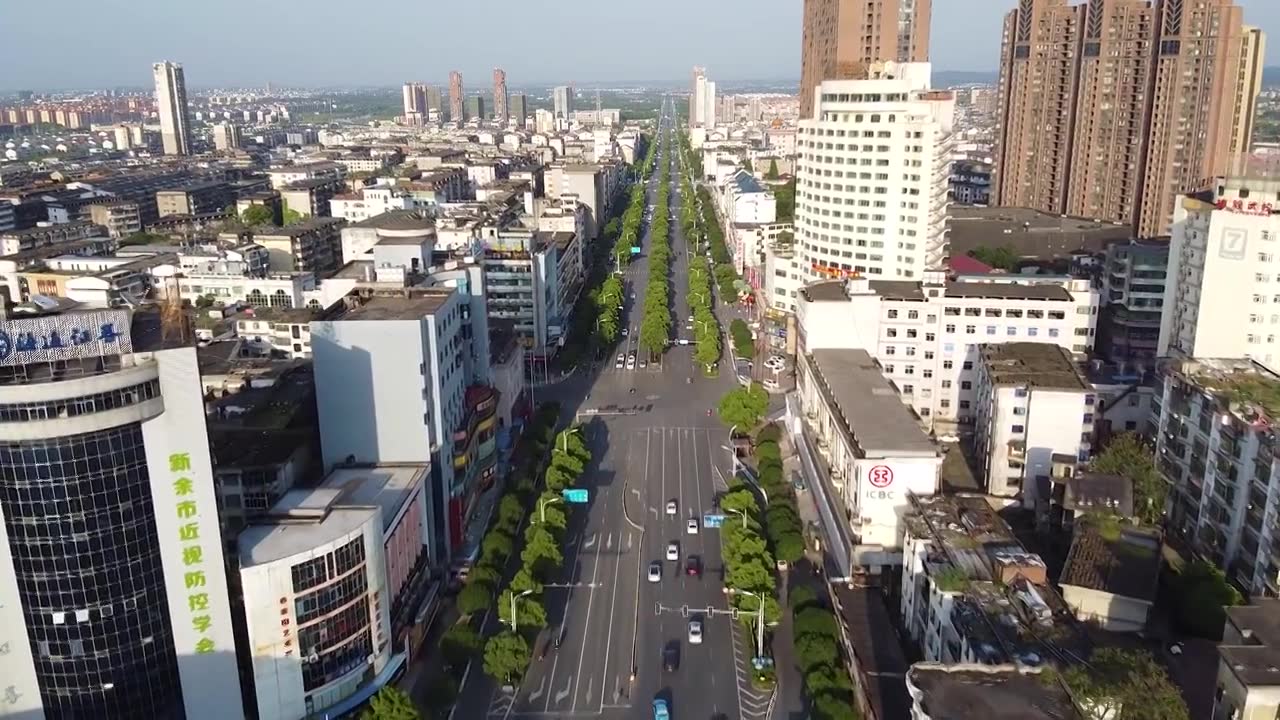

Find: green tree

[756,423,782,444]
[1174,560,1243,639]
[497,494,525,530]
[793,607,840,641]
[755,440,781,463]
[521,525,564,577]
[1061,648,1189,720]
[549,452,586,480]
[483,631,531,685]
[795,633,840,673]
[361,686,420,720]
[789,585,820,611]
[240,204,276,226]
[719,384,770,430]
[728,558,775,594]
[720,488,761,516]
[812,693,860,720]
[467,563,500,588]
[772,531,805,564]
[441,623,483,669]
[1089,433,1165,525]
[804,665,853,695]
[498,590,548,632]
[510,566,544,596]
[481,530,514,566]
[545,463,576,493]
[281,200,304,225]
[457,582,492,617]
[554,428,592,464]
[532,492,569,533]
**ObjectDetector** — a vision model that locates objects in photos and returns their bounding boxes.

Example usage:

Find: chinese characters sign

[1216,198,1275,217]
[169,452,216,655]
[0,309,132,367]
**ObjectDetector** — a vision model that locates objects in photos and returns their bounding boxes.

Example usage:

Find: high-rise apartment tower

[493,68,508,125]
[448,71,464,123]
[553,85,575,121]
[992,0,1264,239]
[402,82,427,125]
[152,61,192,155]
[799,0,932,119]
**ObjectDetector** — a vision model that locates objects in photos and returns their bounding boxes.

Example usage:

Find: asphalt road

[457,98,775,720]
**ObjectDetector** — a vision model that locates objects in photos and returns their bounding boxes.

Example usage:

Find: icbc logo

[868,465,894,489]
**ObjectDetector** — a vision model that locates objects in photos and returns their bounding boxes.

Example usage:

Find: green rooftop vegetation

[1197,373,1280,418]
[933,566,970,593]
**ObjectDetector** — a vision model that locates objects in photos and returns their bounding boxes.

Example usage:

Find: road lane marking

[583,534,596,550]
[583,677,593,704]
[554,675,572,705]
[569,522,604,712]
[528,677,545,703]
[606,534,613,551]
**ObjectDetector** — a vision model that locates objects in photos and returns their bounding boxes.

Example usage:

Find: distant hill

[1265,66,1280,87]
[934,70,999,87]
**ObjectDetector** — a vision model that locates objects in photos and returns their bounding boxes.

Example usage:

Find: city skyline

[3,0,1277,90]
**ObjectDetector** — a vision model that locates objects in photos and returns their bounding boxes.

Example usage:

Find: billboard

[0,309,132,367]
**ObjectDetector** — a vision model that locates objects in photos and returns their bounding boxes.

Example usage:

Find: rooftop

[806,348,936,457]
[979,344,1088,390]
[948,206,1132,259]
[252,217,345,238]
[1063,473,1133,517]
[1221,599,1280,687]
[1059,517,1161,602]
[238,489,377,568]
[832,585,912,720]
[798,277,1076,305]
[906,664,1083,720]
[328,290,454,321]
[351,209,435,232]
[1171,357,1280,423]
[320,464,428,535]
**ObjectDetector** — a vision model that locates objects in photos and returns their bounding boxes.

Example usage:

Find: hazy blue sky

[2,0,1277,89]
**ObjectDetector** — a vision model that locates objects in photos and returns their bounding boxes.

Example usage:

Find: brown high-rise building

[448,71,464,123]
[798,0,932,118]
[493,68,508,125]
[993,0,1264,239]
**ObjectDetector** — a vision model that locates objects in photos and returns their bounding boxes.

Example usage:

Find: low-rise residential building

[267,161,346,190]
[87,201,142,238]
[1058,517,1161,633]
[156,180,234,218]
[0,220,104,256]
[899,494,1087,667]
[280,178,344,218]
[340,210,437,266]
[234,307,323,358]
[797,273,1099,431]
[790,347,942,577]
[329,185,414,224]
[1214,600,1280,720]
[159,261,315,309]
[252,218,345,276]
[1154,357,1280,596]
[972,343,1093,502]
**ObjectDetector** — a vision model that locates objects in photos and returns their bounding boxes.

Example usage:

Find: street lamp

[539,495,564,524]
[728,424,739,475]
[560,425,582,454]
[725,588,767,660]
[726,507,750,529]
[509,589,534,633]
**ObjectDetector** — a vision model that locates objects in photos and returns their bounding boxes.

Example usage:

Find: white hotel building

[794,62,954,283]
[1159,176,1280,367]
[797,272,1099,431]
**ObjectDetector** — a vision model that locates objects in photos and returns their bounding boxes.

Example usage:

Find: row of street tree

[638,136,674,358]
[676,133,723,374]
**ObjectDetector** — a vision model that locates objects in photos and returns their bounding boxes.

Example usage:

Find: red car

[685,555,702,577]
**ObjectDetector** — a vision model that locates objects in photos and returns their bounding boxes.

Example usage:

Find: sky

[2,0,1278,90]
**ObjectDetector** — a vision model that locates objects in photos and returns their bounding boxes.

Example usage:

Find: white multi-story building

[972,343,1093,502]
[153,61,191,156]
[234,307,321,358]
[1154,357,1280,596]
[311,288,468,563]
[795,62,954,281]
[1158,177,1280,367]
[789,347,942,576]
[797,273,1099,430]
[329,186,414,224]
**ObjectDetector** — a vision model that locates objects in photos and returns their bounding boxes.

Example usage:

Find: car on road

[666,542,679,561]
[615,355,625,369]
[688,620,703,645]
[627,357,636,370]
[639,359,647,369]
[653,698,671,720]
[685,555,701,577]
[647,561,662,583]
[666,500,677,515]
[678,338,690,345]
[662,645,679,673]
[792,473,807,492]
[686,518,699,535]
[621,328,629,336]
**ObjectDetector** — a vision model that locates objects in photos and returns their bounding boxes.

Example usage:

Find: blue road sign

[703,514,725,529]
[562,489,589,504]
[630,247,641,255]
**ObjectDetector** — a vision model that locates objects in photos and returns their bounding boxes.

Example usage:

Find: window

[940,399,951,408]
[1014,388,1027,397]
[887,329,898,338]
[945,324,956,333]
[942,380,952,388]
[908,310,919,319]
[1011,424,1025,434]
[1027,327,1038,337]
[961,381,972,390]
[1013,407,1026,416]
[959,400,970,410]
[887,309,899,319]
[1048,310,1066,320]
[986,326,997,335]
[963,361,973,370]
[925,333,935,342]
[1048,328,1060,338]
[965,325,976,334]
[1007,326,1017,336]
[942,360,953,370]
[923,369,933,379]
[902,384,914,394]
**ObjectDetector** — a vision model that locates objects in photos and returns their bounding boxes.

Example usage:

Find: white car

[621,328,629,336]
[686,518,699,535]
[678,338,690,346]
[615,355,625,369]
[627,358,636,370]
[688,620,703,645]
[647,562,662,583]
[666,500,678,515]
[639,359,647,369]
[666,542,679,561]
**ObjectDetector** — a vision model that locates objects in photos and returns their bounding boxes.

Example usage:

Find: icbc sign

[868,465,894,489]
